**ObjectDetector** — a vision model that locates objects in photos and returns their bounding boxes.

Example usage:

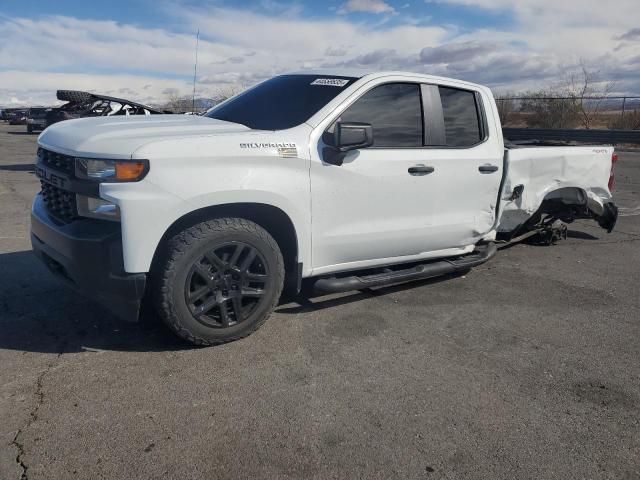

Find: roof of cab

[286,69,487,91]
[288,68,371,78]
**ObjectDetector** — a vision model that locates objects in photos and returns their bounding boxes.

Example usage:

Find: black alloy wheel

[185,242,269,328]
[156,218,285,346]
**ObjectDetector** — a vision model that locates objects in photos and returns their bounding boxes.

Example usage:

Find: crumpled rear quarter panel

[498,146,614,232]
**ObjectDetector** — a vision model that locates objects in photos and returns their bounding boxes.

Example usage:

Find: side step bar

[313,243,497,294]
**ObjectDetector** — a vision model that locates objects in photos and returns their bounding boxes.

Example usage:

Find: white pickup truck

[31,71,618,345]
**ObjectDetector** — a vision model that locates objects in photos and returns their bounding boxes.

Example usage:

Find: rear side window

[338,83,422,147]
[438,87,482,147]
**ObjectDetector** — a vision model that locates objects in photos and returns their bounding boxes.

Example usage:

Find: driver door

[310,82,443,273]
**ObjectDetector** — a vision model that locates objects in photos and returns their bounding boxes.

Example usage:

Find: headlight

[75,158,149,182]
[76,195,120,222]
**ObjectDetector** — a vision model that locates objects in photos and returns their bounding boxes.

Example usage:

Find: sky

[0,0,639,106]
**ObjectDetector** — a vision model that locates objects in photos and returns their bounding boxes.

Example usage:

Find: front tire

[155,218,285,346]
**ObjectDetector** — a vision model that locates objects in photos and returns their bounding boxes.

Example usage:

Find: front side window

[337,83,423,148]
[438,86,482,147]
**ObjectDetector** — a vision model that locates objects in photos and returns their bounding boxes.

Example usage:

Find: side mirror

[323,122,373,165]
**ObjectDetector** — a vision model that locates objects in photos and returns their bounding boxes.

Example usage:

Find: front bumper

[31,195,146,321]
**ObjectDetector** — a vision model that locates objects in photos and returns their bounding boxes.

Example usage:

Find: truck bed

[498,145,614,232]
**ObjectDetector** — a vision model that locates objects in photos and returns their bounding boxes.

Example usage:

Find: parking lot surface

[1,123,639,479]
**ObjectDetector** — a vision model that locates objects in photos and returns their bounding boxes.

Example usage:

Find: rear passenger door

[419,84,503,248]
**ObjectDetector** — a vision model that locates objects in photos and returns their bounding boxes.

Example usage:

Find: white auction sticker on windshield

[311,78,350,87]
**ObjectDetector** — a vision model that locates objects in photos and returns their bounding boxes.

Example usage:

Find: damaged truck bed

[498,145,618,241]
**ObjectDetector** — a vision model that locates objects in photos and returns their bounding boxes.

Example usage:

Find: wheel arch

[149,202,302,293]
[501,185,607,240]
[540,186,589,205]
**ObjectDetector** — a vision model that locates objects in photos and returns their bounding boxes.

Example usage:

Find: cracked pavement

[1,123,639,479]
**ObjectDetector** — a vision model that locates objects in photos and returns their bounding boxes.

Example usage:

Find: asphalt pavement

[1,123,639,479]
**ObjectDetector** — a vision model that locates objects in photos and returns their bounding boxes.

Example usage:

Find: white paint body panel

[36,71,615,277]
[103,126,313,274]
[38,115,250,159]
[498,146,614,232]
[308,74,505,275]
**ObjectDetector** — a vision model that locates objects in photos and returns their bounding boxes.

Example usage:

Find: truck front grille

[40,181,78,223]
[38,148,75,174]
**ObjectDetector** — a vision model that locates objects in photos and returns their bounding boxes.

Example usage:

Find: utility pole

[192,29,200,113]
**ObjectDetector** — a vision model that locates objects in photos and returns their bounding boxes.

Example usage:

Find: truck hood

[38,115,251,159]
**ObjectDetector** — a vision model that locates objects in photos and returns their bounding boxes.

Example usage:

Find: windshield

[205,74,357,130]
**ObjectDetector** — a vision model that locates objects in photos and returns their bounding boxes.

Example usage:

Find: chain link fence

[495,96,640,130]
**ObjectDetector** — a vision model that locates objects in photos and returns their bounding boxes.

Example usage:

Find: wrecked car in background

[26,107,49,133]
[45,90,168,127]
[7,109,28,125]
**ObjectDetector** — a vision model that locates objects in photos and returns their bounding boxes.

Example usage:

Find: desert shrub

[608,110,640,130]
[519,91,580,128]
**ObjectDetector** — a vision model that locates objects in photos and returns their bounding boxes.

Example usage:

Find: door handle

[478,164,499,173]
[408,165,435,176]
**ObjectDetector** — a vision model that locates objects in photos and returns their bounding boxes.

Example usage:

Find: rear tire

[155,218,285,346]
[27,124,33,133]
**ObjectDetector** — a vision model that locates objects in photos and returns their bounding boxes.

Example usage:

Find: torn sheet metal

[497,146,614,232]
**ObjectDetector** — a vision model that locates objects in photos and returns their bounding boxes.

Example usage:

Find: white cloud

[617,28,640,42]
[0,70,192,107]
[428,0,638,58]
[337,0,396,14]
[420,0,640,93]
[325,46,350,56]
[0,15,238,76]
[419,41,497,64]
[0,6,444,105]
[176,6,444,55]
[1,1,639,106]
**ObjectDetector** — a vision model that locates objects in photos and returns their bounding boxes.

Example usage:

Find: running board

[313,243,497,294]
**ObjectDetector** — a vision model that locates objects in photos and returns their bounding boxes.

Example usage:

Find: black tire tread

[156,217,284,346]
[56,90,93,103]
